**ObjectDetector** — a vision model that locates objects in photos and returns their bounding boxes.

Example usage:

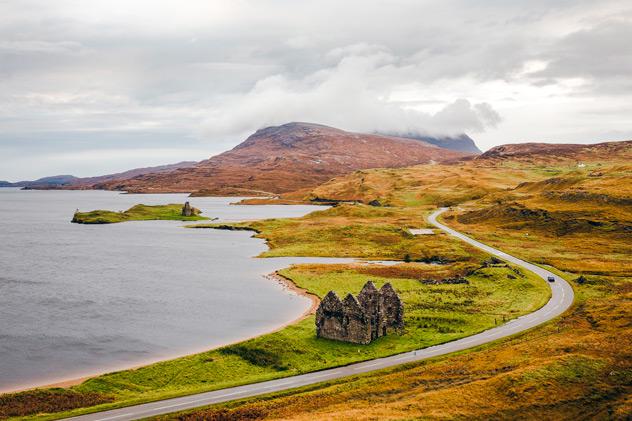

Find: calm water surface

[0,189,347,392]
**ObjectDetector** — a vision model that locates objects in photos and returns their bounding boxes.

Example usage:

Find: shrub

[0,389,113,418]
[219,345,288,371]
[177,407,267,420]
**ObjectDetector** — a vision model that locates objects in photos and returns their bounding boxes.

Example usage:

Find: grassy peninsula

[0,259,548,419]
[189,204,482,262]
[71,204,210,224]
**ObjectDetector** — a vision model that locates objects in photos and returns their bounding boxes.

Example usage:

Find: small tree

[404,253,411,263]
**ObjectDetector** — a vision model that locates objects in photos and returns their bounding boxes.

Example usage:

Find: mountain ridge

[2,162,196,189]
[97,122,470,195]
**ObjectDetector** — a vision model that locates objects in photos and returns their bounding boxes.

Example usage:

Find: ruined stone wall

[342,294,372,344]
[380,283,404,334]
[357,281,382,341]
[315,291,347,342]
[315,281,404,344]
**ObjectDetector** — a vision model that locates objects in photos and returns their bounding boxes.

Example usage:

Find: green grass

[188,204,484,262]
[19,261,549,420]
[71,204,210,224]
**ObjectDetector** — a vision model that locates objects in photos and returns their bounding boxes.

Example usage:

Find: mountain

[10,175,79,188]
[97,122,472,195]
[477,140,631,163]
[379,132,481,154]
[3,162,196,189]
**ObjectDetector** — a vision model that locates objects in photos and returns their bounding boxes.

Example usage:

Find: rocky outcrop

[316,281,404,344]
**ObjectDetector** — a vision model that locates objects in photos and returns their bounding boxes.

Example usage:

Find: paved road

[68,208,574,421]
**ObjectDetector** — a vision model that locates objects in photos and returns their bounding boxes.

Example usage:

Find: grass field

[0,261,549,420]
[164,272,630,420]
[189,204,483,262]
[71,204,210,224]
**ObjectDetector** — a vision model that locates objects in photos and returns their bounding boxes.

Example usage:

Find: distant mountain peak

[376,131,481,154]
[237,122,346,149]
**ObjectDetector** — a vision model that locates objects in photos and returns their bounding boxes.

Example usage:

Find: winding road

[68,208,574,421]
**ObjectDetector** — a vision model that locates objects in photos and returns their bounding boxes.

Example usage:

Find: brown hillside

[478,140,631,163]
[247,139,631,206]
[97,122,470,195]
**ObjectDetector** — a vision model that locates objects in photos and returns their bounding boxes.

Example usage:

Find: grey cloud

[525,14,632,97]
[535,18,632,80]
[199,50,503,139]
[432,100,502,134]
[0,0,631,179]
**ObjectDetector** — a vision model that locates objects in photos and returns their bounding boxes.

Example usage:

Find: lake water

[0,189,349,392]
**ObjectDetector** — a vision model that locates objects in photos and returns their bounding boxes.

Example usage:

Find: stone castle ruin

[181,201,200,217]
[315,281,404,344]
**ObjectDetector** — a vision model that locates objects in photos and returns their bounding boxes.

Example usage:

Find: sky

[1,0,631,181]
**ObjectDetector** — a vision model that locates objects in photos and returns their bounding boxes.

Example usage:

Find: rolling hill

[277,139,631,203]
[476,140,631,163]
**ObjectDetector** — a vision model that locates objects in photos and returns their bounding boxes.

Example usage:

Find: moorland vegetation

[3,140,630,420]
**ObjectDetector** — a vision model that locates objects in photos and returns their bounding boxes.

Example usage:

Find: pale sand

[5,271,320,394]
[265,271,321,319]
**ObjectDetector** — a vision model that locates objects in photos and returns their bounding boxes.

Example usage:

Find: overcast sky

[1,0,631,180]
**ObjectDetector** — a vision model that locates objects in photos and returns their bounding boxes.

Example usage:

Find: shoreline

[1,270,319,395]
[0,191,330,396]
[265,271,321,320]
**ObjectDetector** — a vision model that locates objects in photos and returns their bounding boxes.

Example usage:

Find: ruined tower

[182,201,193,217]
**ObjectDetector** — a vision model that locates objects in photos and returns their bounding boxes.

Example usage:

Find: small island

[71,202,211,224]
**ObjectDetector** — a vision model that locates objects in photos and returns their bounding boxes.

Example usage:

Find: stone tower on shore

[182,201,197,217]
[315,281,404,344]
